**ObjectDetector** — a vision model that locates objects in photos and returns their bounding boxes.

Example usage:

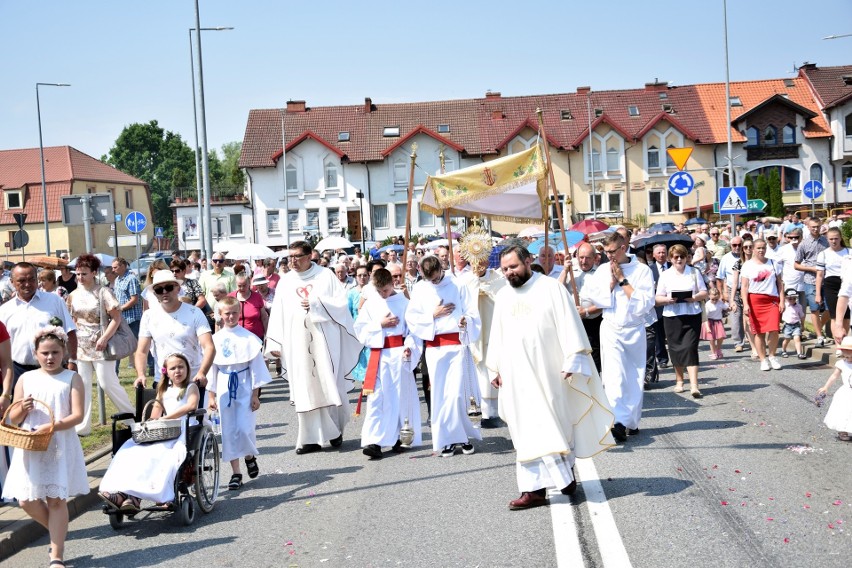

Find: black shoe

[228,473,243,490]
[627,428,640,436]
[329,434,343,448]
[245,456,259,479]
[480,417,500,429]
[560,480,577,496]
[391,440,406,453]
[362,444,383,459]
[295,444,322,455]
[461,443,475,455]
[611,422,627,442]
[657,361,669,369]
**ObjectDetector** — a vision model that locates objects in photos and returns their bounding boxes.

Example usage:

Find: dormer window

[338,131,350,142]
[383,126,400,137]
[628,106,640,116]
[764,126,778,145]
[4,190,22,210]
[437,124,450,133]
[782,124,795,144]
[561,110,573,120]
[658,92,668,100]
[594,108,604,118]
[746,126,759,147]
[730,96,742,107]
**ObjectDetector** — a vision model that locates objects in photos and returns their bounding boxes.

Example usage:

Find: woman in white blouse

[741,239,784,371]
[816,227,851,343]
[655,244,708,397]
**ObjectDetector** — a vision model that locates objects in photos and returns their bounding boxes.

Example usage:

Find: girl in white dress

[1,327,87,568]
[818,337,852,441]
[99,353,200,510]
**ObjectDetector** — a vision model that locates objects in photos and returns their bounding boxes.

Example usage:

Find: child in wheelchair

[98,352,199,512]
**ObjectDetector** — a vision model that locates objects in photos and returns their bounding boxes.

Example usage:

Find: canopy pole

[400,144,417,291]
[537,108,579,306]
[439,147,456,275]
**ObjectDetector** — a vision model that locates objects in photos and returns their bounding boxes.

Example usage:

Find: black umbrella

[684,217,708,226]
[648,222,677,234]
[631,233,694,254]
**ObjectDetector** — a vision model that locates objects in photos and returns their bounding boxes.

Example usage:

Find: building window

[266,211,280,234]
[782,124,795,144]
[810,164,823,184]
[418,207,435,227]
[606,148,619,172]
[393,160,407,186]
[730,96,742,107]
[229,214,243,236]
[608,192,622,213]
[665,145,676,168]
[124,189,133,209]
[649,190,663,214]
[286,164,298,192]
[764,126,777,145]
[5,191,22,209]
[746,127,759,147]
[667,191,680,213]
[324,162,338,189]
[394,203,408,229]
[383,126,400,137]
[647,146,660,170]
[842,162,852,189]
[845,114,852,138]
[287,210,299,232]
[437,124,450,133]
[327,209,340,231]
[628,105,640,116]
[373,205,389,229]
[338,131,350,142]
[589,193,603,212]
[588,149,601,173]
[306,209,319,230]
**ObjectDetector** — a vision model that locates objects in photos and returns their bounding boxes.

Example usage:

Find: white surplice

[354,292,422,448]
[486,272,615,491]
[208,325,273,462]
[266,263,362,447]
[585,257,655,430]
[459,268,506,419]
[406,272,482,451]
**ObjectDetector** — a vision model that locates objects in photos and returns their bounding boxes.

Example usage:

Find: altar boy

[354,268,422,459]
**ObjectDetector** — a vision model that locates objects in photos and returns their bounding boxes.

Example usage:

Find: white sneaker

[760,359,771,371]
[816,337,825,347]
[768,356,782,370]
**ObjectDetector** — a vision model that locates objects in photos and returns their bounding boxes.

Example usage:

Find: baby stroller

[102,385,220,528]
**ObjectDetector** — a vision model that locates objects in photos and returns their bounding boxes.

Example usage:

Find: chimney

[286,100,306,113]
[800,62,817,70]
[576,86,591,95]
[644,79,669,91]
[364,97,373,113]
[485,90,501,99]
[491,110,504,120]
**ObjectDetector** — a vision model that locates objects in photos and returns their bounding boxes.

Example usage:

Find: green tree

[103,120,195,235]
[768,167,784,217]
[221,141,246,188]
[745,175,757,200]
[756,173,770,207]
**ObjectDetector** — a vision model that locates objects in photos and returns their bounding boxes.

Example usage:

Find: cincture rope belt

[355,335,404,417]
[425,332,461,348]
[225,367,249,407]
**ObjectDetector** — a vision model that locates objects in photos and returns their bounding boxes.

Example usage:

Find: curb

[0,446,113,562]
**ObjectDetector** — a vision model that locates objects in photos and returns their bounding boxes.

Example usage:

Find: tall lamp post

[356,191,366,250]
[189,26,233,262]
[36,82,70,256]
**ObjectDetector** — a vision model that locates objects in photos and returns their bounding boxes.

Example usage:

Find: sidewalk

[0,447,112,562]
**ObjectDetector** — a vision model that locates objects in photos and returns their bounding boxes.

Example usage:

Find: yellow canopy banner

[421,145,548,222]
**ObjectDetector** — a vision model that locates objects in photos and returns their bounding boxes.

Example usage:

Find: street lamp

[823,33,852,40]
[356,191,366,250]
[189,26,233,261]
[36,82,70,256]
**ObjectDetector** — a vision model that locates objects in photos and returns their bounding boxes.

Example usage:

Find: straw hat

[838,336,852,351]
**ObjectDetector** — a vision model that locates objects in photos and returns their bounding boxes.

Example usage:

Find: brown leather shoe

[509,490,548,510]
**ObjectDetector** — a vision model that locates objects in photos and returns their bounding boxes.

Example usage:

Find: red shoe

[509,490,548,510]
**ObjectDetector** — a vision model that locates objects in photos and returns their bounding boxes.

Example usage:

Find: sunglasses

[212,259,224,263]
[171,268,183,274]
[153,284,176,295]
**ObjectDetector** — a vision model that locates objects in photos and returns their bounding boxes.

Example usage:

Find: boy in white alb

[354,269,422,459]
[208,297,273,490]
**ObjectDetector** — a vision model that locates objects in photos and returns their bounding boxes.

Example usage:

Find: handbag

[98,287,138,361]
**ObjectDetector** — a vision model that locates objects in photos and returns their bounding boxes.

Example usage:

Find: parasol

[527,231,586,254]
[517,226,545,239]
[631,233,694,254]
[214,241,276,259]
[648,222,676,234]
[683,217,708,226]
[28,255,68,270]
[378,244,405,253]
[570,219,610,235]
[314,236,354,252]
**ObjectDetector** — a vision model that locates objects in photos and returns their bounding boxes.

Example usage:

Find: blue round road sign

[125,211,147,234]
[803,180,824,200]
[667,171,695,197]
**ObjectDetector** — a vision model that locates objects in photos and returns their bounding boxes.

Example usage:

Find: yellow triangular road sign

[666,147,693,171]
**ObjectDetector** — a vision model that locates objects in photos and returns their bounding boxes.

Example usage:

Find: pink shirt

[227,291,266,340]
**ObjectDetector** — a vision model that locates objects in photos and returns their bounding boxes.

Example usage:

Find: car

[129,253,173,284]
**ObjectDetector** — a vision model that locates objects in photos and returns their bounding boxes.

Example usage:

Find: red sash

[425,332,461,348]
[362,335,406,395]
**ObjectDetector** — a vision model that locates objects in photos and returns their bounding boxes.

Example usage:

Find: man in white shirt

[717,236,745,351]
[536,245,562,279]
[764,231,781,258]
[776,228,805,307]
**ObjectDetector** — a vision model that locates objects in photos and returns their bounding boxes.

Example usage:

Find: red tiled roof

[0,146,147,223]
[380,125,464,157]
[799,64,852,110]
[271,130,346,162]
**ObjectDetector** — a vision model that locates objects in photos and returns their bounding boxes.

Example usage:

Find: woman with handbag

[66,254,134,436]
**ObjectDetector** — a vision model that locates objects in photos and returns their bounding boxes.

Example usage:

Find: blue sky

[2,0,851,161]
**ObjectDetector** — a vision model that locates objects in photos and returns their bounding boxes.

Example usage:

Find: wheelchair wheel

[191,427,220,513]
[108,512,125,530]
[177,495,196,526]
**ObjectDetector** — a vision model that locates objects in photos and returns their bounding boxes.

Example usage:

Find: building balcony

[746,145,800,161]
[171,186,248,206]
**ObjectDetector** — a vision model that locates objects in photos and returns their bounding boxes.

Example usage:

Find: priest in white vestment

[266,241,363,454]
[459,264,506,427]
[487,245,615,510]
[354,269,422,459]
[585,233,656,443]
[406,255,482,456]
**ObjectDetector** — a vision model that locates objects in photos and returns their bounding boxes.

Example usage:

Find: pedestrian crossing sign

[719,186,748,214]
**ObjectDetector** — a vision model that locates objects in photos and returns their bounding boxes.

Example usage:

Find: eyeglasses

[603,247,621,256]
[290,253,309,260]
[171,269,183,274]
[731,243,741,247]
[789,237,801,241]
[671,255,685,260]
[710,233,719,236]
[211,259,224,263]
[153,284,176,295]
[742,245,753,250]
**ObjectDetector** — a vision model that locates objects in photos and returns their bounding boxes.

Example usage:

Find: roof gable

[381,125,464,157]
[569,114,633,147]
[634,112,701,142]
[271,130,346,163]
[799,64,852,110]
[734,93,817,123]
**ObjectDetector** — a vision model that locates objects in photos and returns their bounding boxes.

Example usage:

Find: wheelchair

[102,385,220,528]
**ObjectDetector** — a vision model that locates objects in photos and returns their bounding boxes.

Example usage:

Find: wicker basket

[130,400,182,444]
[0,399,54,451]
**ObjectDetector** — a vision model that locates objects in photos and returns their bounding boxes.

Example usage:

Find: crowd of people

[1,212,852,564]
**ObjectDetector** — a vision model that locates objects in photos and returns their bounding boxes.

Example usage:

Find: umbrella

[443,231,461,239]
[214,241,276,259]
[378,244,405,253]
[761,216,783,224]
[275,250,291,259]
[570,219,609,235]
[517,226,545,239]
[683,217,708,226]
[28,255,68,270]
[527,231,586,254]
[631,233,694,254]
[313,236,354,252]
[424,239,458,250]
[68,253,115,268]
[648,222,676,234]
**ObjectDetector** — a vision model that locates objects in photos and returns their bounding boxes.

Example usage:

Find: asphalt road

[7,343,852,568]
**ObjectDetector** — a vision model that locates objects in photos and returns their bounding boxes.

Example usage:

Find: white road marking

[575,457,633,568]
[548,490,585,567]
